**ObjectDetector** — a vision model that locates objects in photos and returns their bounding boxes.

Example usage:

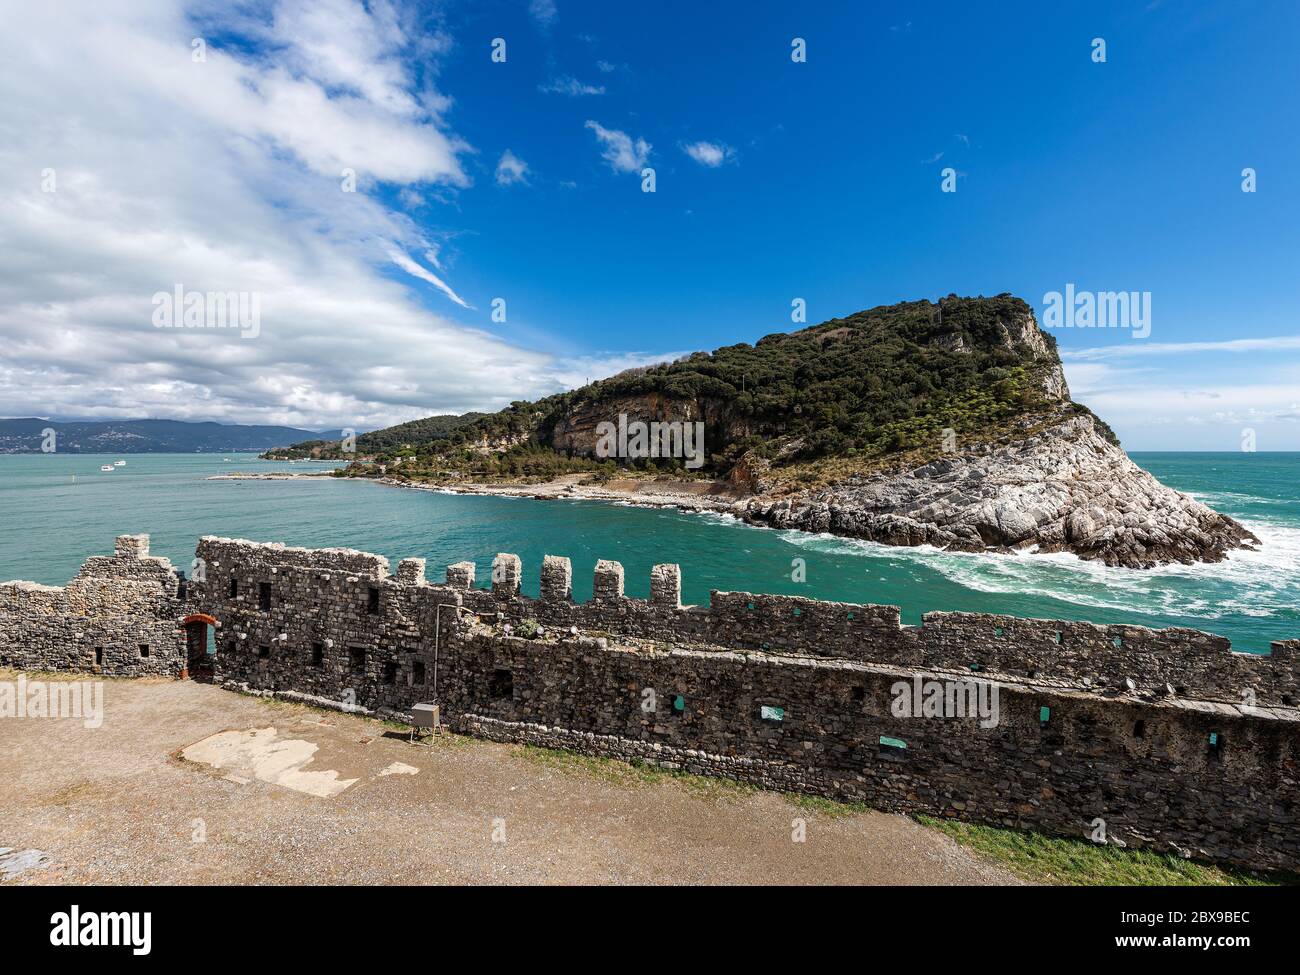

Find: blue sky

[3,0,1298,449]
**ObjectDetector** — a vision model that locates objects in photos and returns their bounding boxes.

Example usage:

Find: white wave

[767,512,1300,624]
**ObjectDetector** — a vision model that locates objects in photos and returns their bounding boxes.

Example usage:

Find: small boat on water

[99,465,114,472]
[114,459,126,466]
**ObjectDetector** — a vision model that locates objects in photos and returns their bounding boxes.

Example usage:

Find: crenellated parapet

[446,561,475,589]
[592,559,625,602]
[491,553,522,599]
[540,555,572,601]
[396,558,426,585]
[649,563,681,608]
[406,552,1295,709]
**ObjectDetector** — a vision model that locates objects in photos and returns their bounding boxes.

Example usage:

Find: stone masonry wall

[187,536,1300,872]
[0,535,187,676]
[2,534,1294,870]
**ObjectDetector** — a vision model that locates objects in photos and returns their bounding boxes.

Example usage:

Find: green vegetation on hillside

[268,294,1112,482]
[265,412,484,459]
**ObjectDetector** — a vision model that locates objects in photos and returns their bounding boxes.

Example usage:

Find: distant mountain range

[0,418,346,454]
[263,412,485,459]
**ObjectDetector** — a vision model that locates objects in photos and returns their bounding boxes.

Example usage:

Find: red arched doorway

[181,613,219,681]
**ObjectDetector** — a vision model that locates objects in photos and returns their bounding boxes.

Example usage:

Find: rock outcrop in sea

[737,411,1258,568]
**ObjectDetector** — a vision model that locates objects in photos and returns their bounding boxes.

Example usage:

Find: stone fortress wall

[0,534,187,677]
[189,535,1299,873]
[2,534,1297,871]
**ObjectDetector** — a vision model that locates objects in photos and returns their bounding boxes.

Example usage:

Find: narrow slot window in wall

[258,581,271,611]
[412,661,426,685]
[671,694,685,715]
[878,736,907,760]
[382,662,397,685]
[759,705,785,722]
[1133,719,1146,739]
[1208,731,1225,762]
[1112,637,1123,648]
[1039,706,1051,726]
[368,587,380,615]
[310,643,324,667]
[139,644,149,658]
[258,644,270,659]
[229,576,238,598]
[993,627,1004,637]
[1052,631,1063,645]
[851,686,866,704]
[94,647,103,666]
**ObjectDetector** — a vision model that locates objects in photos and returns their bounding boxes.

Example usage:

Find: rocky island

[265,294,1258,569]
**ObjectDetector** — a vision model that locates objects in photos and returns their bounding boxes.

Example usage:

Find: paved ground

[0,673,1021,885]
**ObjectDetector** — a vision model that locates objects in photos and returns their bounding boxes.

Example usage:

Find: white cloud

[0,0,633,430]
[529,0,557,28]
[681,140,735,167]
[494,149,530,186]
[1061,357,1300,449]
[261,0,434,117]
[387,248,470,308]
[585,120,651,173]
[596,60,617,73]
[1063,335,1300,361]
[539,77,605,96]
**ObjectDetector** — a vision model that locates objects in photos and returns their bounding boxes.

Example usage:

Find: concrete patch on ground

[377,762,419,778]
[181,727,358,798]
[0,847,52,879]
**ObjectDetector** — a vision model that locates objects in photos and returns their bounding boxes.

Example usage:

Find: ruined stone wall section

[0,535,185,676]
[191,536,454,701]
[197,536,390,579]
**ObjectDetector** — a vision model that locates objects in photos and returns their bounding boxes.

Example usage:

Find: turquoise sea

[1,452,1297,654]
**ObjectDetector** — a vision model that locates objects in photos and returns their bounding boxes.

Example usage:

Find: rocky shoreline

[222,413,1259,571]
[739,415,1259,569]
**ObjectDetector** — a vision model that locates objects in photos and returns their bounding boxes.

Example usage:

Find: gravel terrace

[0,673,1020,886]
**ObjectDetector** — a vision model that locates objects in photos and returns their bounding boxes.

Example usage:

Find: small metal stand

[408,701,441,746]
